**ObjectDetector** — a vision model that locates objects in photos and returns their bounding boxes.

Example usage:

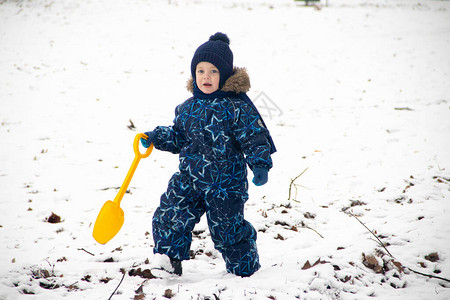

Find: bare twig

[108,270,126,300]
[347,211,450,283]
[348,212,393,257]
[45,259,56,277]
[288,168,308,202]
[78,248,95,256]
[302,224,324,239]
[407,267,450,283]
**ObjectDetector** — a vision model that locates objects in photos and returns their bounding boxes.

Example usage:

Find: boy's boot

[169,257,182,276]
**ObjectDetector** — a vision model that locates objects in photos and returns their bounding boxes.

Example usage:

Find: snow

[1,0,449,299]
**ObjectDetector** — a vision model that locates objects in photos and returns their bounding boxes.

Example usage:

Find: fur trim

[186,67,250,94]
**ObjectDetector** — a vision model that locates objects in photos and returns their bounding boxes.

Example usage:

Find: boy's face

[195,61,220,94]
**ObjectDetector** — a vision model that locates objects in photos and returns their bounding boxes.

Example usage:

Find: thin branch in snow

[108,269,126,300]
[348,212,393,257]
[302,224,324,239]
[407,267,450,283]
[288,168,309,202]
[77,248,95,256]
[45,259,56,277]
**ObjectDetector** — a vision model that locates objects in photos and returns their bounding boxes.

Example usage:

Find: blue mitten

[252,167,268,186]
[141,131,156,148]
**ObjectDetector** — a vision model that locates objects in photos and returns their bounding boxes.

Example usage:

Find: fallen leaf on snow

[302,261,312,270]
[362,253,382,273]
[164,289,173,298]
[46,212,62,223]
[129,268,156,279]
[425,252,439,262]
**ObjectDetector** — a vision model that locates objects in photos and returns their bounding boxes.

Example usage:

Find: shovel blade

[92,200,124,244]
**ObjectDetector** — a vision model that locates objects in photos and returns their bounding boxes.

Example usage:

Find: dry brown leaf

[302,260,312,270]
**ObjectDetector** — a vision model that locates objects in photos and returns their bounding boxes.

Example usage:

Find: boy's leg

[152,171,204,261]
[206,192,260,277]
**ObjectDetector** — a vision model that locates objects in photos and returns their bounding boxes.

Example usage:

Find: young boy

[141,32,276,277]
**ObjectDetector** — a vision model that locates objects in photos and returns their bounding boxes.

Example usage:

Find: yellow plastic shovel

[93,133,153,244]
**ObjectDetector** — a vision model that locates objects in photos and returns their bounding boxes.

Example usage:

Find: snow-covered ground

[1,0,449,299]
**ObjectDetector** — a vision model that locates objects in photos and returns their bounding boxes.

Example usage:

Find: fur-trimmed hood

[187,67,250,94]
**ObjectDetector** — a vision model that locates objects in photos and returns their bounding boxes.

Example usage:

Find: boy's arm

[233,103,273,171]
[152,105,186,154]
[152,125,185,154]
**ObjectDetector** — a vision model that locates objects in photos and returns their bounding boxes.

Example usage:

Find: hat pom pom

[209,32,230,45]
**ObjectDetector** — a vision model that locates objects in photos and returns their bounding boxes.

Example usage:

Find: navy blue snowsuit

[151,68,274,276]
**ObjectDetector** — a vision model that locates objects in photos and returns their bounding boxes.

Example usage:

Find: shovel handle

[114,133,153,205]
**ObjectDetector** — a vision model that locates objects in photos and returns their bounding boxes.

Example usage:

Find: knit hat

[191,32,234,89]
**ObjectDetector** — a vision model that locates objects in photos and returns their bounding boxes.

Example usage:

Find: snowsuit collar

[187,67,277,155]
